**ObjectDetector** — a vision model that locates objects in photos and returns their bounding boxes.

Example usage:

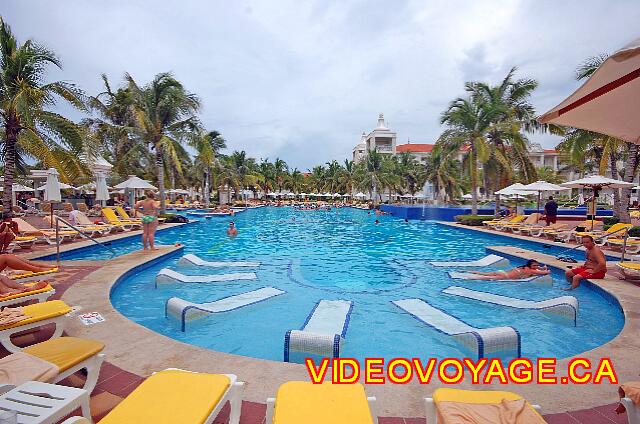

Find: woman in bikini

[135,191,160,250]
[468,259,550,280]
[0,253,55,296]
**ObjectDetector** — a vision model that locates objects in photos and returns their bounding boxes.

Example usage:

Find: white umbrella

[298,192,307,197]
[95,172,109,205]
[333,193,342,197]
[354,192,367,198]
[0,184,34,192]
[562,175,635,228]
[114,176,157,190]
[539,37,640,143]
[37,182,76,191]
[44,168,61,203]
[521,181,570,214]
[494,183,529,196]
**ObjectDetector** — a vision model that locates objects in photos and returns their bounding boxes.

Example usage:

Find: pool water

[109,207,623,362]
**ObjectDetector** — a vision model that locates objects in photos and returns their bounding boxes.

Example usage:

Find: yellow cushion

[100,370,230,424]
[0,283,53,301]
[609,238,640,245]
[23,336,104,372]
[10,268,58,280]
[102,209,124,225]
[273,382,373,424]
[14,236,36,242]
[607,223,633,234]
[618,262,640,271]
[0,300,71,331]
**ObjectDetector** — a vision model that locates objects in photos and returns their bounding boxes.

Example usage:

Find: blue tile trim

[110,246,184,297]
[283,330,292,362]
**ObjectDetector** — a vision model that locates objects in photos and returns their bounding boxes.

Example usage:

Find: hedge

[454,215,495,226]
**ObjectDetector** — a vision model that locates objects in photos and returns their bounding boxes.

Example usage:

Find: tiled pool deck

[10,223,640,423]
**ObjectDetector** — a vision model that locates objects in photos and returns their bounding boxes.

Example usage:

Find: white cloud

[3,0,639,168]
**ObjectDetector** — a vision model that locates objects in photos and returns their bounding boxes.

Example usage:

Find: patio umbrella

[495,183,531,212]
[333,193,342,197]
[95,172,109,206]
[44,168,61,228]
[520,181,569,214]
[562,175,635,228]
[114,175,157,205]
[0,184,34,192]
[36,182,76,191]
[539,37,640,143]
[354,192,367,199]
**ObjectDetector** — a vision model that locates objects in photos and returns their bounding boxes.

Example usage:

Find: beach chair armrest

[367,396,378,424]
[266,397,275,424]
[60,418,90,424]
[425,397,437,424]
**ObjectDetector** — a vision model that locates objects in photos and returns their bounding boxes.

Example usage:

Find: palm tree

[287,168,305,194]
[357,150,387,204]
[126,72,200,212]
[189,130,225,207]
[255,160,275,198]
[308,166,326,194]
[339,159,357,196]
[425,145,464,203]
[0,17,86,207]
[273,158,288,192]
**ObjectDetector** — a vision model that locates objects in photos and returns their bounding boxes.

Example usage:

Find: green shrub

[454,215,495,226]
[603,216,620,226]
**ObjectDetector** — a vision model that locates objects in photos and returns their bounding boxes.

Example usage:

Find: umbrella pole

[591,189,596,230]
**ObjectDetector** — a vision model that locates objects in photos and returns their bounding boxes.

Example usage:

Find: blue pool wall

[380,205,614,221]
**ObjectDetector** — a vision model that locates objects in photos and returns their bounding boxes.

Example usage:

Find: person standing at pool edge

[136,191,159,250]
[564,235,607,290]
[544,196,558,226]
[227,221,238,237]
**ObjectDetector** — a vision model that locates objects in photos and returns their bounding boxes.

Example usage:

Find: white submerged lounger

[284,300,353,362]
[178,254,261,268]
[166,286,286,331]
[155,269,257,286]
[448,271,553,285]
[392,298,521,359]
[430,254,510,268]
[443,286,578,326]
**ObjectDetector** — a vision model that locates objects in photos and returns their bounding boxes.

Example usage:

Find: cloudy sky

[4,1,640,169]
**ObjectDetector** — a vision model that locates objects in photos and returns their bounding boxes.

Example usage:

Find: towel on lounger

[436,398,546,424]
[0,307,27,326]
[620,381,640,405]
[0,352,58,384]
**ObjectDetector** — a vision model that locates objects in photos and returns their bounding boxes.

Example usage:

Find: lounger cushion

[99,369,230,424]
[0,300,71,331]
[23,337,104,373]
[273,381,374,424]
[0,283,53,302]
[619,262,640,271]
[10,268,58,280]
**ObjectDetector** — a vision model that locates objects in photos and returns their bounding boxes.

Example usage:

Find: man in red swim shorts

[564,235,607,290]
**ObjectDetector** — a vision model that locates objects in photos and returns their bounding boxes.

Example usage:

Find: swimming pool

[109,207,622,362]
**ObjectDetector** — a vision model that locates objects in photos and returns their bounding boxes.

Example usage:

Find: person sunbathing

[0,254,56,274]
[0,275,48,297]
[468,259,550,280]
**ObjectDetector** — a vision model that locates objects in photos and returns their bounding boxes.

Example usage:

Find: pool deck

[27,221,631,423]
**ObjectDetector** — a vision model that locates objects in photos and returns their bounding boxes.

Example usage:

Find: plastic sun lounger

[448,271,553,285]
[443,286,578,326]
[266,381,377,424]
[284,300,353,362]
[8,267,58,283]
[430,254,509,268]
[392,298,521,359]
[102,208,141,230]
[6,337,106,394]
[155,269,257,286]
[425,388,544,424]
[607,237,640,254]
[616,262,640,280]
[61,369,245,424]
[0,283,55,308]
[13,217,77,244]
[178,254,261,268]
[0,300,72,353]
[166,286,286,331]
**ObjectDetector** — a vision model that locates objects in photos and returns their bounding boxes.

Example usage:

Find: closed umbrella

[562,175,635,228]
[95,172,109,206]
[44,168,61,228]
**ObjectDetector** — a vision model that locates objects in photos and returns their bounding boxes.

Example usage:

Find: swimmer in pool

[468,259,550,280]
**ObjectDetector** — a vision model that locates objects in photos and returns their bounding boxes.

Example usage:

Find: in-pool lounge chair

[0,300,72,353]
[0,282,55,308]
[102,208,141,230]
[266,381,377,424]
[425,388,544,424]
[61,369,245,424]
[0,336,105,394]
[13,217,78,244]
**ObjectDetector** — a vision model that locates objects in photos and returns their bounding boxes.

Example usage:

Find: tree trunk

[610,151,621,217]
[470,148,478,215]
[2,125,18,210]
[619,142,640,223]
[155,145,166,213]
[204,168,210,208]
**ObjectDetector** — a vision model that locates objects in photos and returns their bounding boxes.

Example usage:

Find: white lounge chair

[0,300,71,353]
[430,254,509,268]
[178,254,260,268]
[443,286,578,325]
[392,298,521,359]
[166,286,286,331]
[155,269,257,286]
[0,283,55,308]
[284,300,353,362]
[448,271,553,285]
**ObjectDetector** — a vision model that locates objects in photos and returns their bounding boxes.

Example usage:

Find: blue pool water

[107,207,623,362]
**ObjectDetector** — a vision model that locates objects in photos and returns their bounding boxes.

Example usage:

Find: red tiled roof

[396,144,435,153]
[544,149,558,153]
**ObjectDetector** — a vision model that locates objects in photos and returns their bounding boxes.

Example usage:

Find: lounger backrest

[77,203,88,212]
[522,213,541,225]
[607,223,633,235]
[115,206,132,220]
[510,215,526,223]
[102,208,122,224]
[13,217,40,234]
[63,203,74,212]
[75,211,93,225]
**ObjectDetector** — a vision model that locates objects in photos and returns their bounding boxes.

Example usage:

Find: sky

[4,0,640,170]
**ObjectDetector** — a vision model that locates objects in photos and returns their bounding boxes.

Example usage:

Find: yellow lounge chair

[0,282,55,308]
[616,261,640,280]
[425,388,544,424]
[102,208,141,230]
[0,300,71,353]
[8,267,58,283]
[574,222,632,245]
[13,217,78,244]
[61,368,245,424]
[115,206,142,222]
[487,215,525,230]
[266,381,377,424]
[607,237,640,254]
[504,213,543,232]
